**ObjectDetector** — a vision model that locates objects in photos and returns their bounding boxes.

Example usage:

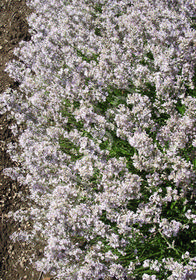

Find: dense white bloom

[143,259,150,268]
[142,274,157,280]
[1,0,195,278]
[159,218,183,238]
[185,209,196,223]
[108,263,126,279]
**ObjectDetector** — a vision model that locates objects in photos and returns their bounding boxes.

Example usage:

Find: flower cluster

[0,0,196,279]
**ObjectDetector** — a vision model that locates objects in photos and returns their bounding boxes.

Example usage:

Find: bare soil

[0,1,52,279]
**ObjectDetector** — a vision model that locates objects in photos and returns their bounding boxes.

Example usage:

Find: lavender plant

[0,0,196,279]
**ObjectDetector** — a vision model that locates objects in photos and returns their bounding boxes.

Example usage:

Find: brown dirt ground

[0,0,52,279]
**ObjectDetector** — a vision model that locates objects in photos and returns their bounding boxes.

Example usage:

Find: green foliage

[100,210,118,231]
[145,107,170,154]
[178,143,196,170]
[59,136,84,162]
[175,98,186,116]
[161,193,196,258]
[88,167,102,185]
[128,75,157,103]
[108,130,135,158]
[151,111,170,127]
[139,51,154,69]
[81,130,94,140]
[94,3,103,13]
[137,82,157,103]
[190,16,196,30]
[89,3,103,23]
[93,85,128,115]
[95,27,102,36]
[146,51,154,61]
[59,98,84,132]
[71,235,87,250]
[98,128,141,176]
[127,198,141,212]
[184,65,196,98]
[162,198,189,223]
[175,223,196,257]
[74,46,99,64]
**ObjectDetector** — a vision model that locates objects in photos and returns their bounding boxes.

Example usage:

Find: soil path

[0,1,51,279]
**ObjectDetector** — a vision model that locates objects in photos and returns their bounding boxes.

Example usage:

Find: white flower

[2,0,196,278]
[143,259,150,268]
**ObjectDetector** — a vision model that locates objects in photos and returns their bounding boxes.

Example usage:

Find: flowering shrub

[0,0,196,279]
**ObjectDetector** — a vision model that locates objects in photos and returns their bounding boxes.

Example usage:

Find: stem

[158,229,180,256]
